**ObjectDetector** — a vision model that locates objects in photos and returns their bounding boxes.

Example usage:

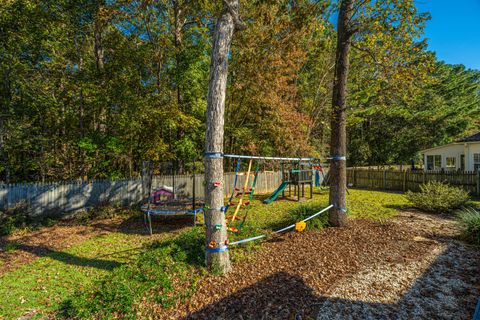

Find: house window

[434,155,441,169]
[426,155,441,170]
[446,157,456,170]
[426,155,434,170]
[474,153,480,171]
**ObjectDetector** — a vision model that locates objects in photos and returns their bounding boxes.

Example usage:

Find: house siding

[467,143,480,171]
[422,142,480,171]
[423,144,464,170]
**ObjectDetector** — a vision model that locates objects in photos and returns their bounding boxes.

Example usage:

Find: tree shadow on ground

[187,240,480,320]
[0,211,201,274]
[389,206,459,221]
[1,243,122,270]
[83,212,197,236]
[187,272,318,320]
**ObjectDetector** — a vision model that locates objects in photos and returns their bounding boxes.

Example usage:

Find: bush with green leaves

[289,203,330,230]
[0,207,28,236]
[456,207,480,245]
[405,181,469,213]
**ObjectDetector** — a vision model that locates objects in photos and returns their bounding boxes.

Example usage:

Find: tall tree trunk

[94,18,107,133]
[173,0,186,174]
[94,20,105,72]
[0,68,11,183]
[75,35,86,179]
[329,0,353,227]
[0,116,9,183]
[204,0,244,274]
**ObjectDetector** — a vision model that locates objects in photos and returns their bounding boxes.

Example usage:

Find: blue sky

[415,0,480,70]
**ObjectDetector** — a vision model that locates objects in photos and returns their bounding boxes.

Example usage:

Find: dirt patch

[150,211,479,319]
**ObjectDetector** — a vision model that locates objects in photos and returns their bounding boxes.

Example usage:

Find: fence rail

[3,168,477,219]
[347,168,480,195]
[0,172,284,218]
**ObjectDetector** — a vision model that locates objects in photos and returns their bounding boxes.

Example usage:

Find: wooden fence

[0,172,284,218]
[347,168,480,195]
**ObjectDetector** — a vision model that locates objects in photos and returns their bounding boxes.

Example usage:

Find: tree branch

[223,0,247,31]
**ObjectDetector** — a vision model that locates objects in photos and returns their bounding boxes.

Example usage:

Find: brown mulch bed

[151,211,480,320]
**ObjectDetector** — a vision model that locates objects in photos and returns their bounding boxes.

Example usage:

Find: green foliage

[289,203,330,230]
[0,0,479,181]
[0,215,16,236]
[348,61,480,166]
[456,207,480,245]
[63,227,205,318]
[0,207,28,236]
[4,241,19,252]
[405,181,470,213]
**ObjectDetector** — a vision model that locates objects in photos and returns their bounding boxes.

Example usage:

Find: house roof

[457,132,480,142]
[420,143,463,153]
[420,132,480,153]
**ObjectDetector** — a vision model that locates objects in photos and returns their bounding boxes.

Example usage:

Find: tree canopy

[0,0,479,182]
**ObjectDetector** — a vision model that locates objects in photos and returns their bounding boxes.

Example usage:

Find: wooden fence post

[403,170,407,192]
[353,167,356,187]
[383,170,387,190]
[477,170,480,197]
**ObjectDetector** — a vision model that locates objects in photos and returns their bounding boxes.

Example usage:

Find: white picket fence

[0,172,284,217]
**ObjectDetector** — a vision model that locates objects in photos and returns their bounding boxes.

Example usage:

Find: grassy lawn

[0,223,189,319]
[470,199,480,207]
[0,189,409,319]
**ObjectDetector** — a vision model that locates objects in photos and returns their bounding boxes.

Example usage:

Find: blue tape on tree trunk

[204,152,223,158]
[473,299,480,320]
[205,207,226,212]
[206,246,228,253]
[330,156,346,161]
[332,205,348,213]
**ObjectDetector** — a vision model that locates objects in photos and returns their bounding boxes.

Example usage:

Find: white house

[421,132,480,171]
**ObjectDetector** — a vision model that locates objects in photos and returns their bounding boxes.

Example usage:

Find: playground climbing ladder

[226,158,259,232]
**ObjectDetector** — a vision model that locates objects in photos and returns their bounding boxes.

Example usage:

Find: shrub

[0,216,16,236]
[405,181,469,213]
[289,203,330,230]
[0,207,27,236]
[457,207,480,245]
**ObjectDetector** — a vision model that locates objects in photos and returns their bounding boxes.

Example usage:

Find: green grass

[0,223,185,319]
[347,189,409,222]
[0,189,408,319]
[469,199,480,208]
[4,241,19,252]
[63,228,206,319]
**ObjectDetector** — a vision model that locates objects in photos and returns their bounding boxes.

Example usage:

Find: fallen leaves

[150,211,479,319]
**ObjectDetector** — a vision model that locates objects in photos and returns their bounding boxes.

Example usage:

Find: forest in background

[1,0,479,182]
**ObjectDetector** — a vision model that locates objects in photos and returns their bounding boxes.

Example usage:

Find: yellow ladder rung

[237,172,255,176]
